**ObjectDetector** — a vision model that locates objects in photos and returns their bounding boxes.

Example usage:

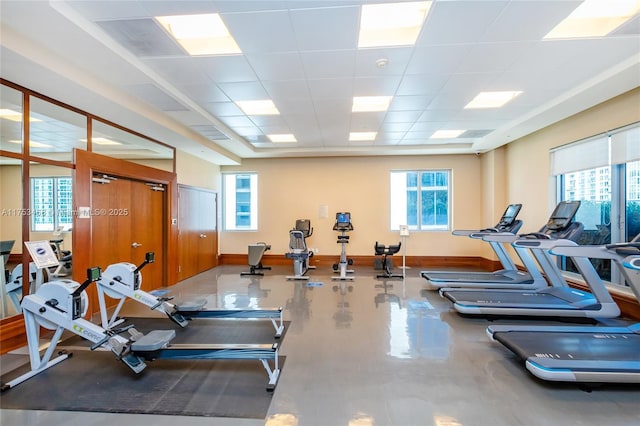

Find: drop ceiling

[1,1,639,165]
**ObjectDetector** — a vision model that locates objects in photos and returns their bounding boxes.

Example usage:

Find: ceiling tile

[353,76,402,96]
[217,81,270,101]
[480,1,581,42]
[389,95,434,111]
[307,78,354,100]
[223,10,298,54]
[455,42,534,74]
[406,44,473,75]
[396,74,449,96]
[384,110,423,123]
[262,80,312,102]
[203,101,244,117]
[246,52,306,81]
[290,5,359,51]
[300,50,356,79]
[196,56,259,84]
[417,1,507,46]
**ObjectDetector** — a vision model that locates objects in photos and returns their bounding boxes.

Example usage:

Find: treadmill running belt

[494,331,640,362]
[426,271,531,283]
[444,290,593,308]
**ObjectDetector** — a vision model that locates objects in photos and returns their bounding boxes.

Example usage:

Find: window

[31,177,72,231]
[390,170,450,231]
[552,123,640,286]
[223,173,258,230]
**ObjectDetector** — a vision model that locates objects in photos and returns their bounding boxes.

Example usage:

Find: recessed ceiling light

[236,100,280,116]
[544,0,640,39]
[464,91,522,109]
[352,96,393,112]
[156,13,242,55]
[431,130,464,139]
[358,1,432,48]
[268,134,297,143]
[349,132,377,141]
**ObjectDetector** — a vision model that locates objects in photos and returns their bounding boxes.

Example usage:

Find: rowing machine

[2,268,280,391]
[97,252,285,338]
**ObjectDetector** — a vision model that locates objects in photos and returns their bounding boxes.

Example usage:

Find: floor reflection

[388,296,450,360]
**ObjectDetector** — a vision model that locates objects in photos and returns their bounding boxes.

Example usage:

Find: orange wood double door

[90,176,165,297]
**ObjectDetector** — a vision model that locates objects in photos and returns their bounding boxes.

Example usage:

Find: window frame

[553,123,640,289]
[30,176,73,232]
[390,169,452,232]
[222,172,259,231]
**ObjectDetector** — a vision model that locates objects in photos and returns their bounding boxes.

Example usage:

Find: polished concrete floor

[2,263,639,426]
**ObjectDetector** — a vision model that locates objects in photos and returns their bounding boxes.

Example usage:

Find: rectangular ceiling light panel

[236,100,280,115]
[358,1,432,48]
[431,130,464,139]
[464,91,522,109]
[268,134,297,143]
[156,13,241,55]
[545,0,640,39]
[352,96,393,112]
[349,131,377,141]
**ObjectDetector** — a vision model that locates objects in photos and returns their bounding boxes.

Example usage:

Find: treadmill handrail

[550,246,640,303]
[479,232,519,242]
[512,238,578,250]
[451,229,480,237]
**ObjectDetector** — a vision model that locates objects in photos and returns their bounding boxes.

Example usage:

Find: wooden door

[91,176,165,301]
[197,190,218,271]
[178,186,199,281]
[90,177,133,310]
[130,180,165,291]
[177,186,218,280]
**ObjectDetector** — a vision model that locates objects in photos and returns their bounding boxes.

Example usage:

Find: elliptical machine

[285,219,314,280]
[332,212,354,281]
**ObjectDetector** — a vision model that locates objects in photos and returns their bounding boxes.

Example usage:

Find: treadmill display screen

[547,201,580,230]
[498,204,522,226]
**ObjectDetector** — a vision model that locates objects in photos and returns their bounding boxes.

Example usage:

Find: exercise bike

[96,252,285,338]
[241,242,271,276]
[285,219,314,280]
[332,212,354,281]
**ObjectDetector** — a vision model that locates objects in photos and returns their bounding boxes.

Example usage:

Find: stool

[374,241,402,279]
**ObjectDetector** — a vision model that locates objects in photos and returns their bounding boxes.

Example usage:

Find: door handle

[200,234,207,238]
[131,242,142,248]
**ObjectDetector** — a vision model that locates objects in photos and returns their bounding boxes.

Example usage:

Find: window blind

[550,133,609,176]
[610,123,640,165]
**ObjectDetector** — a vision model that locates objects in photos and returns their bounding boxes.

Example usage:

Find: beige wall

[176,150,220,190]
[217,88,639,260]
[505,87,640,233]
[0,164,23,254]
[220,154,484,257]
[130,159,173,172]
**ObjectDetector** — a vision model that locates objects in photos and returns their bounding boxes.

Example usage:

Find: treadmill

[422,204,549,290]
[487,238,640,383]
[441,201,621,319]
